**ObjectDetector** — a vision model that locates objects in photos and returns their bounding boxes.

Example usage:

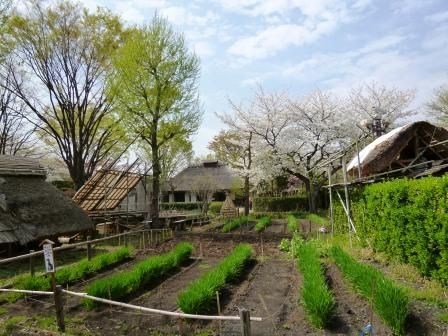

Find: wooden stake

[142,231,146,250]
[178,318,184,336]
[260,234,264,262]
[86,236,92,261]
[216,291,222,335]
[29,250,35,277]
[239,308,251,336]
[54,285,65,332]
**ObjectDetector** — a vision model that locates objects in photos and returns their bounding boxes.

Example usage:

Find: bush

[297,242,334,328]
[330,246,408,335]
[8,247,131,301]
[254,216,272,232]
[221,216,253,233]
[333,175,448,285]
[177,244,252,314]
[85,243,192,307]
[253,196,308,212]
[208,201,223,215]
[160,202,200,211]
[287,215,299,232]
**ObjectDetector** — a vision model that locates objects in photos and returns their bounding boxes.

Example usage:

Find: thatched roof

[0,155,47,176]
[74,169,142,212]
[169,161,241,191]
[0,156,92,245]
[347,121,448,177]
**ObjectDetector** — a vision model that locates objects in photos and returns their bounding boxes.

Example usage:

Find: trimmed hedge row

[177,244,253,314]
[8,247,131,301]
[330,246,408,335]
[160,202,199,211]
[298,242,334,328]
[333,175,448,285]
[253,196,308,212]
[85,243,192,307]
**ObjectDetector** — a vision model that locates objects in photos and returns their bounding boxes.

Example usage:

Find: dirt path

[324,262,392,336]
[221,258,307,336]
[81,257,221,335]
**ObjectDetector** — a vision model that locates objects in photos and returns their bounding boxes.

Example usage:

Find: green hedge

[208,201,223,214]
[253,196,308,212]
[160,202,200,211]
[85,243,192,307]
[333,175,448,285]
[177,244,253,314]
[331,246,408,335]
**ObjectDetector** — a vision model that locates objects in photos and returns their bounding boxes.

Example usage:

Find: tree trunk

[151,139,160,227]
[244,175,250,216]
[304,179,317,213]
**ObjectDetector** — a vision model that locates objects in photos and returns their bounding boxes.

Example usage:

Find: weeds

[177,244,252,314]
[330,246,408,335]
[297,242,334,328]
[85,242,192,308]
[254,216,272,232]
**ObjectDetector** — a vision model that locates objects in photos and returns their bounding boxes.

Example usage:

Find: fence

[0,287,261,336]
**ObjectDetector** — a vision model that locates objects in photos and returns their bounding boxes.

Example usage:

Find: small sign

[43,243,55,273]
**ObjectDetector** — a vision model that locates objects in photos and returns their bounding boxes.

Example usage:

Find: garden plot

[262,218,287,234]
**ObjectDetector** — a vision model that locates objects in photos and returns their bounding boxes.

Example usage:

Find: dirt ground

[1,235,447,336]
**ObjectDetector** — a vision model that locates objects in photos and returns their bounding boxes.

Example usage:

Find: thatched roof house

[347,121,448,178]
[166,160,241,202]
[0,155,92,245]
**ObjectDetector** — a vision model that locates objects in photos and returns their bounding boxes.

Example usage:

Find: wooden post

[178,318,184,336]
[260,234,264,262]
[342,159,352,248]
[150,230,153,246]
[327,166,334,238]
[216,291,222,334]
[87,236,92,261]
[239,308,251,336]
[29,250,35,277]
[142,231,146,250]
[124,233,128,247]
[54,285,65,331]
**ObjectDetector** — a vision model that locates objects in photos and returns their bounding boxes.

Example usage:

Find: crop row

[7,247,131,301]
[287,215,299,232]
[330,246,408,335]
[177,244,253,314]
[221,216,252,233]
[254,216,272,232]
[85,242,193,308]
[297,242,334,328]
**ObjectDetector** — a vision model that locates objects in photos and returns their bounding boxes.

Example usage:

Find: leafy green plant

[287,215,299,232]
[221,216,253,233]
[330,246,408,335]
[306,214,328,226]
[208,201,224,215]
[85,242,192,308]
[297,242,334,328]
[279,233,304,258]
[177,244,252,314]
[254,216,272,232]
[7,247,131,301]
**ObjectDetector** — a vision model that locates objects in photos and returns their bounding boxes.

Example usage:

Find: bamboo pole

[342,159,352,248]
[327,166,334,238]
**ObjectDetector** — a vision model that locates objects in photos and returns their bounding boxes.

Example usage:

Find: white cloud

[161,6,219,27]
[424,10,448,23]
[194,41,215,57]
[392,0,437,14]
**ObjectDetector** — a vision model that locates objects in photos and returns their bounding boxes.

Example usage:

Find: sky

[43,0,448,155]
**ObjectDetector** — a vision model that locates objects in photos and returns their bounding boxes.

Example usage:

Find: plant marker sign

[43,243,55,273]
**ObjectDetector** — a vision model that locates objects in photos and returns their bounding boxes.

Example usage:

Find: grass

[0,316,27,336]
[85,242,193,308]
[221,215,253,232]
[5,247,131,302]
[330,246,409,335]
[287,215,299,232]
[297,242,334,328]
[177,244,253,314]
[254,216,272,232]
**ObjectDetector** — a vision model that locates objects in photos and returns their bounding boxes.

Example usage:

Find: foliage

[279,233,304,258]
[85,243,192,307]
[330,246,408,335]
[8,247,131,301]
[160,202,200,211]
[253,196,308,212]
[177,244,252,314]
[208,201,224,215]
[427,84,448,126]
[306,214,328,226]
[333,175,448,285]
[287,215,299,232]
[297,242,334,328]
[221,215,253,233]
[254,216,272,232]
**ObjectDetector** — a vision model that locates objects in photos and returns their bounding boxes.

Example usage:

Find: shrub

[253,196,308,212]
[85,243,192,307]
[8,247,131,302]
[160,202,200,211]
[208,201,223,215]
[221,216,253,233]
[297,242,334,328]
[333,175,448,285]
[177,244,252,314]
[306,214,328,226]
[330,246,408,335]
[287,215,299,232]
[254,216,272,232]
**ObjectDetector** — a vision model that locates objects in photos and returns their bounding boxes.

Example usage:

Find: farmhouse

[347,121,448,178]
[0,155,93,251]
[164,160,242,203]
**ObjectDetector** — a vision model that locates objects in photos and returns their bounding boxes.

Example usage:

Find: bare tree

[1,1,124,189]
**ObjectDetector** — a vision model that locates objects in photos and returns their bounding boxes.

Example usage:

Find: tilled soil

[264,219,287,234]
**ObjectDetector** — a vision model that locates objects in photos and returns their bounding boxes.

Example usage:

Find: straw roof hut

[347,121,448,178]
[0,155,92,246]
